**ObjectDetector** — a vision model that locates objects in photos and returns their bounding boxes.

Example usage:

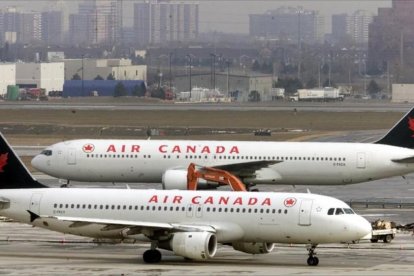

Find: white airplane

[32,106,414,189]
[0,133,371,265]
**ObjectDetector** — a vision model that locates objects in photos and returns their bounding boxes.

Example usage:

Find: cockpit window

[335,208,344,215]
[344,208,355,214]
[328,207,355,215]
[41,150,52,156]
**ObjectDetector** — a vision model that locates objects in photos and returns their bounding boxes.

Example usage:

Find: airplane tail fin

[375,107,414,149]
[0,133,46,189]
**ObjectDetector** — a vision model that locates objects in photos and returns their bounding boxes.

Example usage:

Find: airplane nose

[31,155,45,170]
[357,217,373,238]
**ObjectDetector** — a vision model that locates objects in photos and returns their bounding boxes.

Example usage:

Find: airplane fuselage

[0,188,371,244]
[32,140,414,185]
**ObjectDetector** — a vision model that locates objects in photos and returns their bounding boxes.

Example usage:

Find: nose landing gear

[306,244,319,266]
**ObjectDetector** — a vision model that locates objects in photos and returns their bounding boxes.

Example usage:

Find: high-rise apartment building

[134,0,199,45]
[368,0,414,74]
[249,7,325,44]
[0,7,19,44]
[0,8,63,46]
[18,12,42,44]
[332,10,373,45]
[41,11,63,45]
[69,0,120,46]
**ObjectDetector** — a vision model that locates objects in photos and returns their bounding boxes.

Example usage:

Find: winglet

[375,106,414,148]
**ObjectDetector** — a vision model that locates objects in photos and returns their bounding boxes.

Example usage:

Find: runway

[0,100,413,112]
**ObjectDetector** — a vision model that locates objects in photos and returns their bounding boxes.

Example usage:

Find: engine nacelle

[170,232,217,260]
[162,169,218,190]
[232,242,275,254]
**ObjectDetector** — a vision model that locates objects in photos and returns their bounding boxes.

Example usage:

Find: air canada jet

[0,133,371,265]
[32,107,414,189]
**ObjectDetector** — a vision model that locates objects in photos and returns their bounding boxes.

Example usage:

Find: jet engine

[164,232,217,260]
[232,242,275,254]
[162,170,218,190]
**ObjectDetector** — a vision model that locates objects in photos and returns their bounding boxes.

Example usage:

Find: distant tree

[113,82,127,97]
[367,80,381,95]
[274,78,303,94]
[305,77,318,89]
[261,62,273,74]
[323,79,335,88]
[248,90,261,102]
[107,73,115,80]
[94,75,104,80]
[72,73,81,80]
[251,60,260,71]
[151,87,165,99]
[132,83,146,97]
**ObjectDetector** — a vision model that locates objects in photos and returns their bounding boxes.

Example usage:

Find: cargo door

[67,148,76,165]
[298,199,313,226]
[357,152,366,169]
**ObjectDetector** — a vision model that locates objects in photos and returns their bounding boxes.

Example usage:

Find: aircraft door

[298,199,313,226]
[67,148,76,165]
[357,152,366,169]
[29,193,42,215]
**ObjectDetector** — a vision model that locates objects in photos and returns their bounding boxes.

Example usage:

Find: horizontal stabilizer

[392,156,414,163]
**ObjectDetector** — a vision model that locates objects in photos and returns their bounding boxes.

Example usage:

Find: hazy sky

[0,0,392,33]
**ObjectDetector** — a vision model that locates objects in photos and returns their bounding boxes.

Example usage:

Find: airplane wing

[44,215,216,234]
[212,160,281,178]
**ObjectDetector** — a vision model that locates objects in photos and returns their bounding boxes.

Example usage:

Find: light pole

[81,54,84,96]
[169,52,173,92]
[210,53,217,91]
[226,59,230,97]
[186,54,193,100]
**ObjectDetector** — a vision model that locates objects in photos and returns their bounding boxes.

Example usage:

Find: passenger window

[327,208,335,215]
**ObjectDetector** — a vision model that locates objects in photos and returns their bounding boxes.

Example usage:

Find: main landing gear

[143,241,162,263]
[306,244,319,266]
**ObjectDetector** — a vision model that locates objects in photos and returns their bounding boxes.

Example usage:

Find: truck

[369,219,397,243]
[289,87,344,102]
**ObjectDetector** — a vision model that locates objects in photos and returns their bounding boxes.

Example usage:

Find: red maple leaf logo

[409,117,414,137]
[0,153,9,173]
[284,197,296,207]
[82,144,95,153]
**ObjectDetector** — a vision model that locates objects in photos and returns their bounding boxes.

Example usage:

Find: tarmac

[0,221,413,275]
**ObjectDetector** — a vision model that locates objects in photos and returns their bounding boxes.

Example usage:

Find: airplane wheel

[143,249,162,263]
[307,256,319,266]
[383,235,393,243]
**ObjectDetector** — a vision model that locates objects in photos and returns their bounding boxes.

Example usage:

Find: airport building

[0,63,16,95]
[391,84,414,103]
[15,62,64,93]
[64,58,147,82]
[174,73,273,102]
